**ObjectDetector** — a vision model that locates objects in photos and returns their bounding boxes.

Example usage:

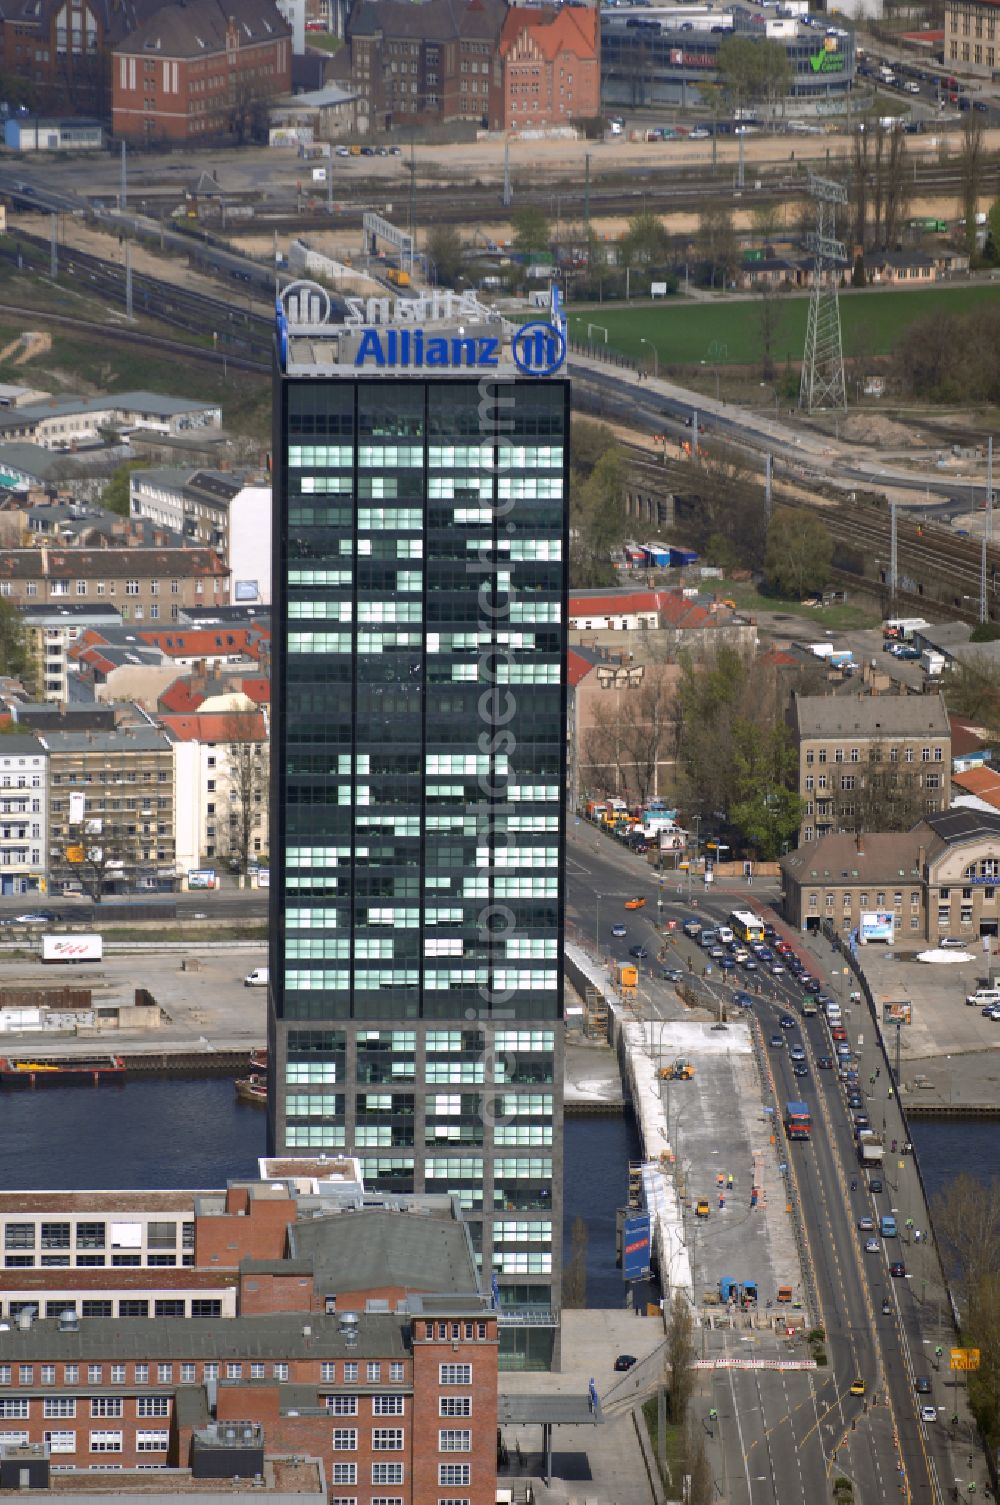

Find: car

[769,1034,784,1048]
[769,961,785,975]
[857,1216,874,1232]
[915,1376,932,1394]
[869,1178,884,1194]
[689,126,710,139]
[802,977,821,994]
[853,1114,871,1131]
[629,945,649,960]
[940,936,965,948]
[661,968,684,983]
[849,1379,866,1396]
[732,990,753,1008]
[848,1093,865,1110]
[775,940,792,955]
[13,910,55,923]
[779,1015,796,1030]
[614,1354,637,1372]
[904,80,921,93]
[921,1405,938,1422]
[376,145,389,156]
[682,920,701,937]
[817,1055,833,1070]
[709,946,725,959]
[733,946,750,962]
[793,1063,809,1078]
[390,145,403,155]
[789,1044,806,1061]
[612,924,627,938]
[763,925,777,939]
[624,897,646,910]
[335,145,350,157]
[890,1261,907,1277]
[719,957,736,971]
[361,145,375,156]
[695,1199,710,1218]
[742,958,758,971]
[865,1237,880,1253]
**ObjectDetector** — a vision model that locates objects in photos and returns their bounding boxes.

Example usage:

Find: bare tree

[757,280,785,382]
[664,1290,696,1425]
[686,1422,714,1505]
[59,820,140,904]
[582,674,678,805]
[932,1172,1000,1307]
[220,711,268,879]
[833,741,928,834]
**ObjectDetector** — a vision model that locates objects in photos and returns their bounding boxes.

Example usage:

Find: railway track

[7,230,273,363]
[0,300,269,376]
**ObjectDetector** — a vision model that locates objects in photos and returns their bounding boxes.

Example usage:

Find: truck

[921,649,945,677]
[784,1101,812,1140]
[880,1213,897,1237]
[658,1059,695,1081]
[883,616,929,641]
[858,1133,884,1165]
[42,934,103,964]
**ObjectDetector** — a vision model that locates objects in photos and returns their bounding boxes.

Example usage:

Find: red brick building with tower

[0,1160,499,1505]
[111,0,291,141]
[498,4,600,129]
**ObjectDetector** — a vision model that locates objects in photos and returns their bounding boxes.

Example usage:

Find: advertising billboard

[882,1001,912,1025]
[623,1213,651,1281]
[188,869,218,891]
[860,911,894,943]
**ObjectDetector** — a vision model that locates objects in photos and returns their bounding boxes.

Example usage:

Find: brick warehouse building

[112,0,291,142]
[0,1162,498,1505]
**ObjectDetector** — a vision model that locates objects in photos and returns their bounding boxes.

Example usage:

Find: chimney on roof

[917,844,925,875]
[856,830,864,857]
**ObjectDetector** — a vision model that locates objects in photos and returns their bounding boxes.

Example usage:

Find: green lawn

[719,580,880,630]
[569,284,1000,368]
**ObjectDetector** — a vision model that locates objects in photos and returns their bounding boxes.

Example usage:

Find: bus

[784,1102,812,1141]
[729,909,765,945]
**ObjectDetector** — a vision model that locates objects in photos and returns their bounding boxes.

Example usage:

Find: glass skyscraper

[268,294,569,1367]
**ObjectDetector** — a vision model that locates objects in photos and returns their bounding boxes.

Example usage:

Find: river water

[0,1081,991,1307]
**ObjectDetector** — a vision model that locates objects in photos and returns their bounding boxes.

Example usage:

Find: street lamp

[640,338,660,378]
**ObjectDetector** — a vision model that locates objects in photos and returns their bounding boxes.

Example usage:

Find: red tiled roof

[500,2,598,60]
[160,712,267,743]
[567,650,596,689]
[950,715,993,758]
[136,628,265,660]
[760,645,799,668]
[655,590,713,629]
[952,767,1000,804]
[158,672,271,716]
[568,591,661,618]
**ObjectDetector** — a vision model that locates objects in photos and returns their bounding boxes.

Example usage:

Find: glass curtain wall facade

[269,370,569,1368]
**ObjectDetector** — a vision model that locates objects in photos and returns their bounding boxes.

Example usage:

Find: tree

[101,461,149,519]
[424,225,464,289]
[716,35,790,120]
[988,197,1000,263]
[570,447,628,588]
[763,507,832,598]
[943,650,1000,734]
[511,207,550,260]
[932,1172,1000,1306]
[583,671,678,804]
[756,280,785,382]
[686,1424,714,1505]
[621,209,671,268]
[0,597,27,680]
[959,111,986,261]
[220,711,268,879]
[562,1216,589,1308]
[695,205,739,290]
[229,74,272,145]
[729,721,804,858]
[664,1290,696,1425]
[751,202,782,245]
[834,740,926,834]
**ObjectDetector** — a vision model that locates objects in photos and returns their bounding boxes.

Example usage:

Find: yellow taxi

[624,897,646,910]
[849,1379,866,1397]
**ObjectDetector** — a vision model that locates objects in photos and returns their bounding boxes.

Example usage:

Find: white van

[244,967,269,988]
[716,926,734,944]
[966,987,1000,1007]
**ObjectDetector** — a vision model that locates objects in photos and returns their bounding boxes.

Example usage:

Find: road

[568,820,948,1505]
[0,891,267,926]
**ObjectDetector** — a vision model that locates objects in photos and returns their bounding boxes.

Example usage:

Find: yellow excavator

[658,1059,695,1081]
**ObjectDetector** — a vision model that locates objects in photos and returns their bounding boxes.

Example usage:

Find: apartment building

[166,709,269,872]
[0,1166,499,1505]
[790,692,952,845]
[42,727,176,895]
[0,548,230,621]
[19,605,123,703]
[945,0,1000,76]
[0,733,46,896]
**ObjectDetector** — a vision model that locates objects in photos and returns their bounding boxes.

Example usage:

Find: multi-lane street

[568,820,948,1505]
